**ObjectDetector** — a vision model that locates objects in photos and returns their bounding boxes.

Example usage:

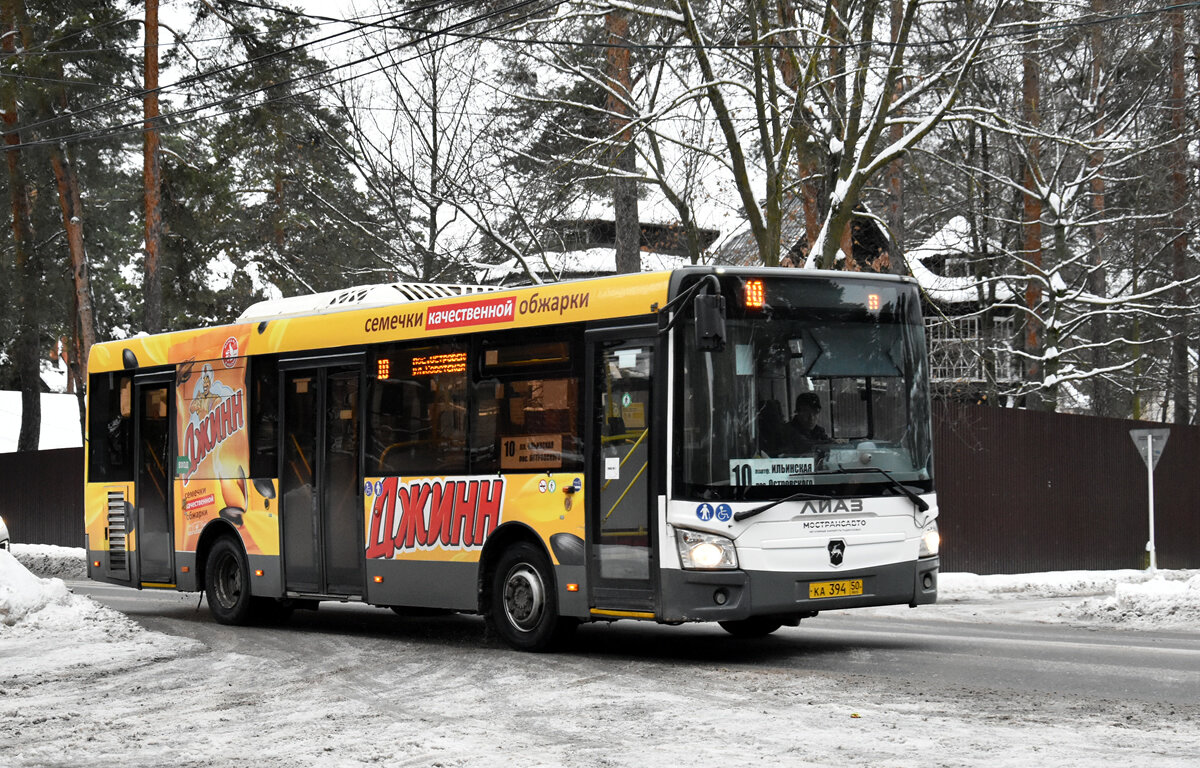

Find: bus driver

[788,392,828,446]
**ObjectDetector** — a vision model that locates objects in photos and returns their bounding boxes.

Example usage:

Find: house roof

[907,216,1013,305]
[714,199,893,271]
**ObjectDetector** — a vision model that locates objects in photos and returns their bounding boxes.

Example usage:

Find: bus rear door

[134,373,175,586]
[279,357,365,597]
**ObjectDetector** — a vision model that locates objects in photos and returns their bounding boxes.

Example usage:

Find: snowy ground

[3,544,1199,767]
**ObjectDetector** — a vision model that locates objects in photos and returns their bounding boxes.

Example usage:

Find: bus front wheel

[205,537,255,625]
[488,542,573,652]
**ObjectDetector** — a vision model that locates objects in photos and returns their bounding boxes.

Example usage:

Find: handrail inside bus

[604,462,647,522]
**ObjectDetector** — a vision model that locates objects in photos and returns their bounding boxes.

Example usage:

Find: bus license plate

[809,579,863,599]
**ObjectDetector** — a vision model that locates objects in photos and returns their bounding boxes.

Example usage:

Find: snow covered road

[3,546,1199,767]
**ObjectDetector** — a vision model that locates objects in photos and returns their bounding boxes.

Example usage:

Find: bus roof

[88,267,917,375]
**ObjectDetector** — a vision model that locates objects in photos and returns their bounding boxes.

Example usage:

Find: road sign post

[1129,428,1169,572]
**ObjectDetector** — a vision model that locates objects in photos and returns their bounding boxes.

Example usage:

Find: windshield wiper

[825,465,929,513]
[733,489,835,522]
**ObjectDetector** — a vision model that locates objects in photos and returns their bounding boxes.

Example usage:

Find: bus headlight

[676,529,738,569]
[919,523,940,557]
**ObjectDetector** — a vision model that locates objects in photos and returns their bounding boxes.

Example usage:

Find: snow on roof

[0,392,82,453]
[237,281,500,322]
[908,216,1014,305]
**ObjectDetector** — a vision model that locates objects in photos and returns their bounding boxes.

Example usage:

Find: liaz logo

[366,477,505,559]
[799,499,863,515]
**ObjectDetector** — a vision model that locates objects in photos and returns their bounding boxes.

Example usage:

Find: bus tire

[488,542,573,652]
[205,537,255,625]
[718,617,783,638]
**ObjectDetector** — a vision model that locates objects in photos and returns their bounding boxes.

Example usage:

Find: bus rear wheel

[488,542,573,652]
[718,617,783,638]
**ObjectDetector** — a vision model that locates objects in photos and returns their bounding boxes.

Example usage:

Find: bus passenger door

[585,328,659,615]
[134,376,174,585]
[280,360,364,597]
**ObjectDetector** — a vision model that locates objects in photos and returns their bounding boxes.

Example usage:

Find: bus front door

[280,361,364,597]
[586,329,659,615]
[134,376,174,586]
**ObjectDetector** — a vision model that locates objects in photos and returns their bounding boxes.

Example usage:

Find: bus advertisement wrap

[170,331,275,556]
[364,473,583,564]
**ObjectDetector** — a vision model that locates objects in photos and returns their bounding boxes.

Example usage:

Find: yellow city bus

[84,267,940,651]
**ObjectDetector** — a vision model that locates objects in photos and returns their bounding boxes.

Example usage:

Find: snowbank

[1072,573,1200,628]
[928,569,1200,630]
[1,548,199,680]
[0,548,73,626]
[9,542,87,580]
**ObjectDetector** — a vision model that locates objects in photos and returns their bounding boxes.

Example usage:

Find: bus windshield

[678,275,933,501]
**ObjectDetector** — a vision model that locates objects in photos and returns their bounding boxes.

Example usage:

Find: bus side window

[472,334,582,474]
[87,372,133,482]
[368,343,467,476]
[249,357,278,478]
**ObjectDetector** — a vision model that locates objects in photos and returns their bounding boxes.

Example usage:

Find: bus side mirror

[694,293,726,352]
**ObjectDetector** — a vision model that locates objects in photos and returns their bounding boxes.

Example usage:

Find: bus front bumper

[658,556,939,623]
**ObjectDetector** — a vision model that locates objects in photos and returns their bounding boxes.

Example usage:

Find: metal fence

[933,403,1200,573]
[4,407,1198,573]
[0,447,84,548]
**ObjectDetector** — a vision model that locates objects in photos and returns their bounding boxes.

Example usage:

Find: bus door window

[282,372,320,592]
[135,381,173,583]
[323,368,361,591]
[595,341,653,582]
[87,372,133,482]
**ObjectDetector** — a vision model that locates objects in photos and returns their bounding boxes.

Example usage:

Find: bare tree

[911,0,1198,417]
[666,0,997,268]
[328,10,498,283]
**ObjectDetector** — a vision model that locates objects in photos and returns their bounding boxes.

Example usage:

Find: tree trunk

[606,9,639,275]
[885,0,905,274]
[1087,0,1111,417]
[49,145,96,382]
[1168,7,1190,424]
[2,0,41,451]
[143,0,164,333]
[1021,1,1045,410]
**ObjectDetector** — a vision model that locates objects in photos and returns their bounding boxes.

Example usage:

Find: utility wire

[4,0,1194,149]
[2,0,564,152]
[3,0,458,139]
[213,0,1200,53]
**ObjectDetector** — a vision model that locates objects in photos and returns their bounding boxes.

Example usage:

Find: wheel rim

[213,552,242,610]
[501,563,545,633]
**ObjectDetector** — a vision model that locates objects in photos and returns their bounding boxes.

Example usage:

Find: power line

[3,0,564,152]
[218,0,1200,54]
[5,0,1195,151]
[4,0,458,140]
